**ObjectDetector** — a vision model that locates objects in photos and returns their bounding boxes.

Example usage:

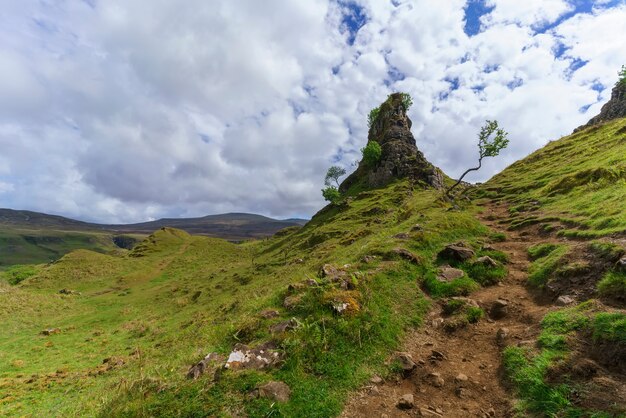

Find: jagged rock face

[340,93,443,192]
[575,82,626,132]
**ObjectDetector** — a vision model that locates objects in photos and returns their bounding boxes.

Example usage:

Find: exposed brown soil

[340,202,625,418]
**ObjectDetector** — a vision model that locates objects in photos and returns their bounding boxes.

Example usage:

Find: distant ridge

[0,208,307,241]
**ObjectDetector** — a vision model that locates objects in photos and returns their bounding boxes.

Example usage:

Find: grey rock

[490,299,508,320]
[555,295,575,306]
[269,319,297,334]
[186,352,224,380]
[257,381,291,402]
[575,82,626,131]
[259,309,279,319]
[437,266,465,282]
[496,327,509,346]
[616,257,626,272]
[394,352,417,376]
[339,93,444,193]
[454,373,468,384]
[283,294,302,310]
[427,372,445,388]
[370,375,383,384]
[397,393,414,410]
[225,343,283,370]
[474,256,498,267]
[40,328,61,336]
[438,243,475,262]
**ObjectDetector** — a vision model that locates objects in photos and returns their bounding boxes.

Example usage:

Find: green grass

[592,312,626,343]
[0,227,144,270]
[0,181,497,417]
[484,118,626,237]
[503,303,606,417]
[527,244,569,287]
[597,270,626,299]
[0,264,40,285]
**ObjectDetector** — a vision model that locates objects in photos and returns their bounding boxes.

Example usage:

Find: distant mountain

[106,213,308,239]
[0,208,307,241]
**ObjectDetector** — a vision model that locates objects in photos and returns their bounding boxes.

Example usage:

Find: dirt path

[341,202,565,417]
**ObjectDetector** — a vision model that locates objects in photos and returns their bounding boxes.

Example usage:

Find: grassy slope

[482,118,626,238]
[482,118,626,417]
[0,181,500,417]
[0,227,144,270]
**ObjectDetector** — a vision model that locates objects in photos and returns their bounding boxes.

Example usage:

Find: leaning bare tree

[446,120,509,197]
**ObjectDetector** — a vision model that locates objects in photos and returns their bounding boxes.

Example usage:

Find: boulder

[489,299,508,320]
[474,256,498,267]
[437,266,465,282]
[320,264,342,279]
[269,319,297,334]
[426,372,445,388]
[370,375,383,384]
[40,328,61,336]
[438,243,475,262]
[283,294,303,310]
[397,393,415,410]
[555,295,575,306]
[257,381,291,402]
[186,352,224,380]
[394,352,417,376]
[454,373,468,384]
[259,309,280,319]
[496,327,509,346]
[392,248,422,264]
[225,343,282,370]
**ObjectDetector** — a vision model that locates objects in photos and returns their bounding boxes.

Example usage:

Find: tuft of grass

[465,306,484,324]
[527,244,569,288]
[461,261,506,286]
[1,264,40,285]
[597,270,626,300]
[421,271,479,298]
[527,243,561,260]
[588,241,625,262]
[592,312,626,343]
[503,303,595,416]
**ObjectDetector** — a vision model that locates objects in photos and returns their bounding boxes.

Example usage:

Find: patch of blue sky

[463,0,494,36]
[339,1,368,45]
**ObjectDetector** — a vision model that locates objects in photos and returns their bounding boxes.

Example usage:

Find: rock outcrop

[340,93,444,192]
[575,81,626,132]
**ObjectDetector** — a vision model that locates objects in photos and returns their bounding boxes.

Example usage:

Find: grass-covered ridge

[0,181,501,417]
[482,118,626,238]
[504,302,626,417]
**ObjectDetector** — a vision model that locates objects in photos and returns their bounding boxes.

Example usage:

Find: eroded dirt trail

[341,202,565,418]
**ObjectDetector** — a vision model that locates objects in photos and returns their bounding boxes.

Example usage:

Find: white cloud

[0,1,625,223]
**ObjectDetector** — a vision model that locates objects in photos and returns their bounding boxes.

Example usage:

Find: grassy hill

[0,209,307,270]
[0,181,504,417]
[482,117,626,238]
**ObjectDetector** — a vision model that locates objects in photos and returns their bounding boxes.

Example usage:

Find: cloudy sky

[1,0,625,223]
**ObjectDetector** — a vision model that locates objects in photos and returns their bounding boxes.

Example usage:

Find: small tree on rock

[322,186,341,204]
[447,120,509,196]
[361,141,382,167]
[324,166,346,188]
